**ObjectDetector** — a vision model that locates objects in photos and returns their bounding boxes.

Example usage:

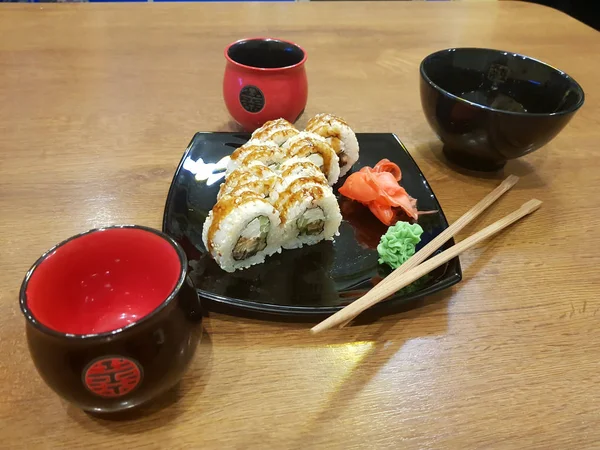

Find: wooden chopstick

[311,198,542,334]
[338,175,519,328]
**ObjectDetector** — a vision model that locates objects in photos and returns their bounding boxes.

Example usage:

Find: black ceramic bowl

[20,225,203,413]
[420,48,585,171]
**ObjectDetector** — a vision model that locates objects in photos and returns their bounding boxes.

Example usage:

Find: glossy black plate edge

[389,132,463,282]
[162,132,198,234]
[162,132,462,319]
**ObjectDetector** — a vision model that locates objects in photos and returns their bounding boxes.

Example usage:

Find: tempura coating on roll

[305,113,359,177]
[251,119,299,146]
[202,192,282,272]
[278,158,328,182]
[282,132,340,186]
[269,159,328,204]
[227,140,287,174]
[217,162,279,200]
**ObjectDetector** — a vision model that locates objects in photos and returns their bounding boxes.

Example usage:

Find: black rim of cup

[19,224,188,340]
[420,47,585,117]
[226,37,307,71]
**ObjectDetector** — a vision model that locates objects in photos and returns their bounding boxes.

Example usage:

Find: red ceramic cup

[19,225,203,413]
[223,37,308,131]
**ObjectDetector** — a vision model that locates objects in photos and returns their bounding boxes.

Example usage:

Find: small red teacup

[223,37,308,131]
[19,225,203,413]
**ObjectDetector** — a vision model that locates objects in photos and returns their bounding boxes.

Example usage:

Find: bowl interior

[421,48,584,115]
[227,38,305,69]
[23,227,183,335]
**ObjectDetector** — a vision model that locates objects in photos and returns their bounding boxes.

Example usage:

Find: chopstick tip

[521,198,543,213]
[504,174,519,187]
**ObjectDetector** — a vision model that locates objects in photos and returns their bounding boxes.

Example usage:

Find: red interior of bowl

[25,227,182,335]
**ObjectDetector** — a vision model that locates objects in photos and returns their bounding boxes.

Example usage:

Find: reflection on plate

[163,132,461,318]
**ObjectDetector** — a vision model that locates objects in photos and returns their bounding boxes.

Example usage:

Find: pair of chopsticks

[311,175,541,334]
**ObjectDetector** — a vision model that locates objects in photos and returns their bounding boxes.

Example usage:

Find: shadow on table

[415,139,547,189]
[66,329,213,432]
[208,286,455,345]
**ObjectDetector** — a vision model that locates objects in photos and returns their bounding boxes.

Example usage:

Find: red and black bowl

[19,225,203,413]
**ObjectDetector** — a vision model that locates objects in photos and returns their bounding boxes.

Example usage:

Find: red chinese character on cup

[83,356,143,398]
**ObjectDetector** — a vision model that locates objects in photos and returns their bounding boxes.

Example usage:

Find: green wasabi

[377,222,424,269]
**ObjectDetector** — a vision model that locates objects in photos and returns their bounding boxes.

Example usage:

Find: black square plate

[162,133,461,318]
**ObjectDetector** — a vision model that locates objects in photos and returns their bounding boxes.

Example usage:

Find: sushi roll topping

[307,113,351,127]
[230,141,286,170]
[220,178,279,200]
[227,161,274,179]
[240,147,288,170]
[279,159,327,181]
[219,162,277,198]
[305,113,358,173]
[279,185,327,225]
[251,118,299,146]
[272,176,326,209]
[284,133,339,185]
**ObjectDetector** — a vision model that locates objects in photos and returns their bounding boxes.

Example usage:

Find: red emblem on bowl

[223,37,308,131]
[83,356,143,398]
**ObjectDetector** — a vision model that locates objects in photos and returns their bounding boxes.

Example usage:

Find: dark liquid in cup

[460,89,528,113]
[228,39,305,69]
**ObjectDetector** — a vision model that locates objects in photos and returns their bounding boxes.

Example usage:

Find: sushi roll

[282,132,340,186]
[202,191,282,272]
[276,184,342,250]
[251,118,299,146]
[227,140,287,174]
[217,162,279,200]
[305,113,359,177]
[202,113,352,272]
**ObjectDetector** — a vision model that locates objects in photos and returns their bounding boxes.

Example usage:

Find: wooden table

[1,2,599,448]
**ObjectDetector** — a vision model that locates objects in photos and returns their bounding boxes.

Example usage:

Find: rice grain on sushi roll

[270,175,329,205]
[276,184,342,250]
[305,113,359,177]
[227,140,286,174]
[218,162,278,200]
[270,159,328,204]
[251,119,299,146]
[278,158,328,182]
[202,192,282,272]
[221,178,282,201]
[282,132,340,186]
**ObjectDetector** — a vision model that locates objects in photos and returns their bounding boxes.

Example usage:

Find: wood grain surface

[1,2,599,449]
